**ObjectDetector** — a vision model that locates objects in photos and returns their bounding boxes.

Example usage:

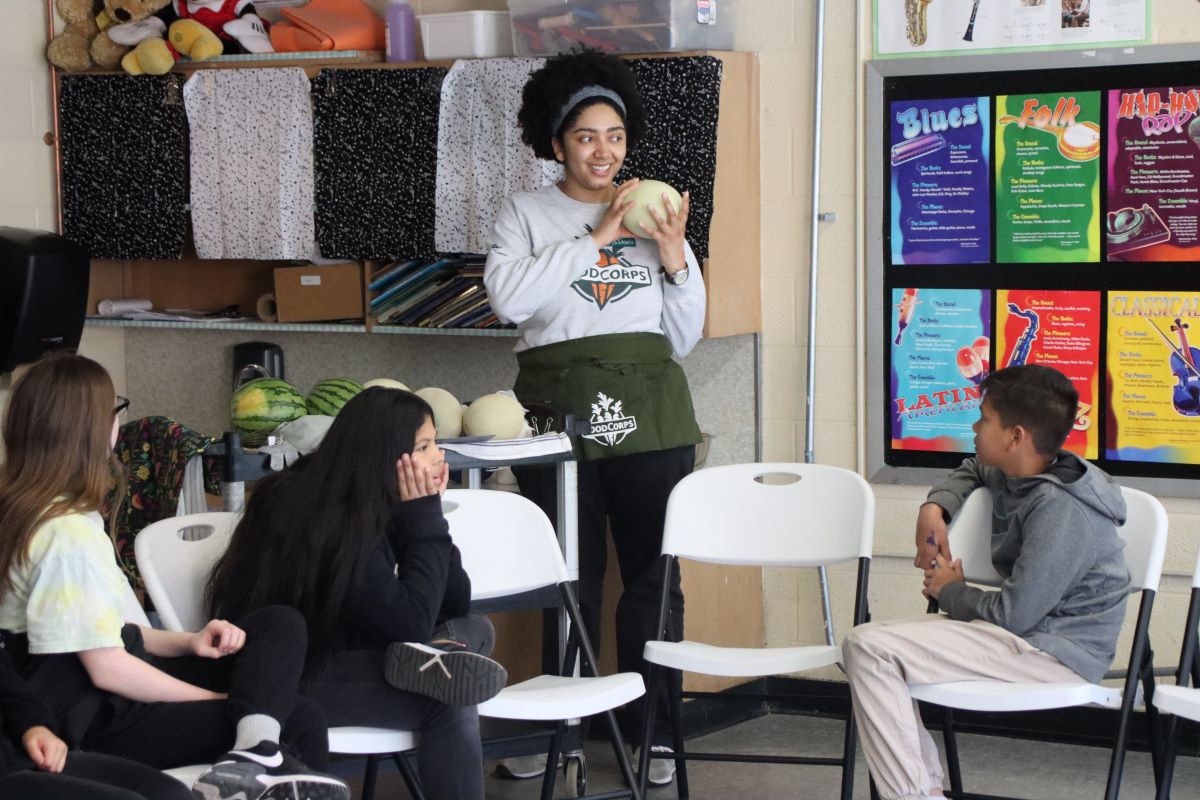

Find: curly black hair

[517,50,646,161]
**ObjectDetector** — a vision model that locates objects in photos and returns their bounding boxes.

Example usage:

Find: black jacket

[0,644,56,775]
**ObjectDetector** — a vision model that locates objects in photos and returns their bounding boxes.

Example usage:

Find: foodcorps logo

[582,391,638,447]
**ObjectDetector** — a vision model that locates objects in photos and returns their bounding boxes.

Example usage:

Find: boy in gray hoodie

[843,364,1131,800]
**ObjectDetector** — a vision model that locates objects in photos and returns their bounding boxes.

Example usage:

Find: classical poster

[1106,290,1200,464]
[1107,86,1200,261]
[995,90,1101,263]
[890,97,991,264]
[996,289,1101,458]
[875,0,1147,58]
[891,287,991,452]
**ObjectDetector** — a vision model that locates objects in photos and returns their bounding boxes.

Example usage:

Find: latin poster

[1107,87,1200,261]
[891,288,991,452]
[890,97,991,265]
[1107,291,1200,464]
[996,289,1101,459]
[995,91,1101,263]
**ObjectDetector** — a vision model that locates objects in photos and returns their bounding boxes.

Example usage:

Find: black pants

[80,605,329,771]
[300,615,495,800]
[514,445,692,745]
[0,752,191,800]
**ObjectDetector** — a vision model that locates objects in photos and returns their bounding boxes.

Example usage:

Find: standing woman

[207,388,507,800]
[484,49,705,786]
[0,353,344,800]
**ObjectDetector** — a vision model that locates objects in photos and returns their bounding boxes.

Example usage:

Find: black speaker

[0,227,90,373]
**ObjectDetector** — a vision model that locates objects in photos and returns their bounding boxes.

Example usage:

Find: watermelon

[307,378,363,416]
[231,378,307,444]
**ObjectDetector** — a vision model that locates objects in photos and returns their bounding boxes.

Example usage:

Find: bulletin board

[866,45,1200,496]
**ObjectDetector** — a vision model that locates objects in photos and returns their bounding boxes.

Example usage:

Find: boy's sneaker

[647,745,677,786]
[494,753,551,779]
[191,741,349,800]
[385,642,507,707]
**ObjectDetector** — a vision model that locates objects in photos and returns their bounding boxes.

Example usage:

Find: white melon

[622,179,683,238]
[363,378,410,391]
[415,387,463,438]
[463,393,526,440]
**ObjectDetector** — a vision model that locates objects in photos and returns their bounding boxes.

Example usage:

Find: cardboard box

[273,263,364,323]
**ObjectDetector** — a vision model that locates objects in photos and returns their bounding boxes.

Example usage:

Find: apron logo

[573,236,652,310]
[582,391,638,447]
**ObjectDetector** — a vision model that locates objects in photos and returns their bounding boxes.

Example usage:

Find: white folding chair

[1151,541,1200,800]
[441,488,646,800]
[135,512,423,800]
[636,463,876,800]
[909,486,1168,800]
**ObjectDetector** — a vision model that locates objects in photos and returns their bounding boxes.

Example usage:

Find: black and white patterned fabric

[312,67,446,260]
[621,57,723,262]
[59,75,188,260]
[184,68,315,260]
[434,58,563,254]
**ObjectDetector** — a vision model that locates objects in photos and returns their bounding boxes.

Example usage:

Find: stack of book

[368,256,510,329]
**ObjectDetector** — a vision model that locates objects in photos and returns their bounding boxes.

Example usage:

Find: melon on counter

[463,393,525,440]
[363,378,410,391]
[231,378,306,440]
[415,387,462,438]
[306,378,363,416]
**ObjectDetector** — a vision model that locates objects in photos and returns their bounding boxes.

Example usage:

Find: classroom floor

[348,711,1200,799]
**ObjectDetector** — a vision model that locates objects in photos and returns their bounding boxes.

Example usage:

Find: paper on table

[440,432,572,461]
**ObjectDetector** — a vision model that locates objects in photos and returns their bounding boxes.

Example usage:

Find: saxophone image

[906,0,933,47]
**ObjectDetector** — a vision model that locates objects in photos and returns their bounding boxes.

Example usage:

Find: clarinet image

[1006,303,1040,367]
[963,0,981,41]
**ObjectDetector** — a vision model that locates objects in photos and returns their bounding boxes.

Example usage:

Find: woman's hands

[639,189,691,277]
[590,178,640,247]
[22,726,67,773]
[397,453,449,500]
[191,619,246,659]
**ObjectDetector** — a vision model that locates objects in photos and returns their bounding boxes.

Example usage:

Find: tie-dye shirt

[0,510,126,654]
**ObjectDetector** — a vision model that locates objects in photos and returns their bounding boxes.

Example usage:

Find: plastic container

[385,1,417,62]
[418,10,514,60]
[506,0,735,56]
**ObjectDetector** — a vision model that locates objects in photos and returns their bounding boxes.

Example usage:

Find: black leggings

[80,605,329,770]
[0,752,191,800]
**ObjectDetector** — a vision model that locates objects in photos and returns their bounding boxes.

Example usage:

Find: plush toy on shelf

[46,0,274,76]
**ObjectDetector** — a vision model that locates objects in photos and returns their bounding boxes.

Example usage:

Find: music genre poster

[996,290,1101,459]
[1107,291,1200,465]
[1107,88,1200,261]
[890,97,991,264]
[891,288,991,452]
[995,91,1101,263]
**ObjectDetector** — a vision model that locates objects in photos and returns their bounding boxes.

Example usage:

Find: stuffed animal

[46,0,172,72]
[120,1,273,75]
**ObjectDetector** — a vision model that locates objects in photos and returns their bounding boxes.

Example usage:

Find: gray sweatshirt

[930,452,1131,683]
[484,184,706,356]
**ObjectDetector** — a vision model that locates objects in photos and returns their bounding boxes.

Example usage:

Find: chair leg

[669,667,689,800]
[1142,657,1165,790]
[637,663,662,798]
[393,752,425,800]
[602,706,644,800]
[840,702,859,800]
[540,720,566,800]
[869,774,882,800]
[941,707,964,796]
[1155,715,1180,800]
[361,754,380,800]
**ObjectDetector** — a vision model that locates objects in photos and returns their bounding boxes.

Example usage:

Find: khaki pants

[842,616,1082,800]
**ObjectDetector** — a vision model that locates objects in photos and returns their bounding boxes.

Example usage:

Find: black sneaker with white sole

[385,642,507,707]
[191,741,350,800]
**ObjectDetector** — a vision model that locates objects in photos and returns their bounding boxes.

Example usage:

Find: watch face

[672,268,688,285]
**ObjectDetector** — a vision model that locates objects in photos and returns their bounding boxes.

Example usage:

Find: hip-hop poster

[891,287,991,452]
[1107,87,1200,261]
[1107,291,1200,465]
[890,97,991,264]
[996,289,1101,459]
[995,91,1101,263]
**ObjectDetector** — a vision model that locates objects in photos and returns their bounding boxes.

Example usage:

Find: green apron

[514,332,702,462]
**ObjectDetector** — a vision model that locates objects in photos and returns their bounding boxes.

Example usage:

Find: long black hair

[518,49,646,161]
[206,387,435,658]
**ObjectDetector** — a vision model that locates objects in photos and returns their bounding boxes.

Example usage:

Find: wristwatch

[664,266,689,286]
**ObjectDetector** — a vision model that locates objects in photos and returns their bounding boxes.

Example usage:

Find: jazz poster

[1107,87,1200,261]
[890,97,990,264]
[1107,291,1200,465]
[891,288,991,453]
[995,91,1101,263]
[996,289,1101,459]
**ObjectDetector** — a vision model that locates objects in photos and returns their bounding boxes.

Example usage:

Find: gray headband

[551,86,627,135]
